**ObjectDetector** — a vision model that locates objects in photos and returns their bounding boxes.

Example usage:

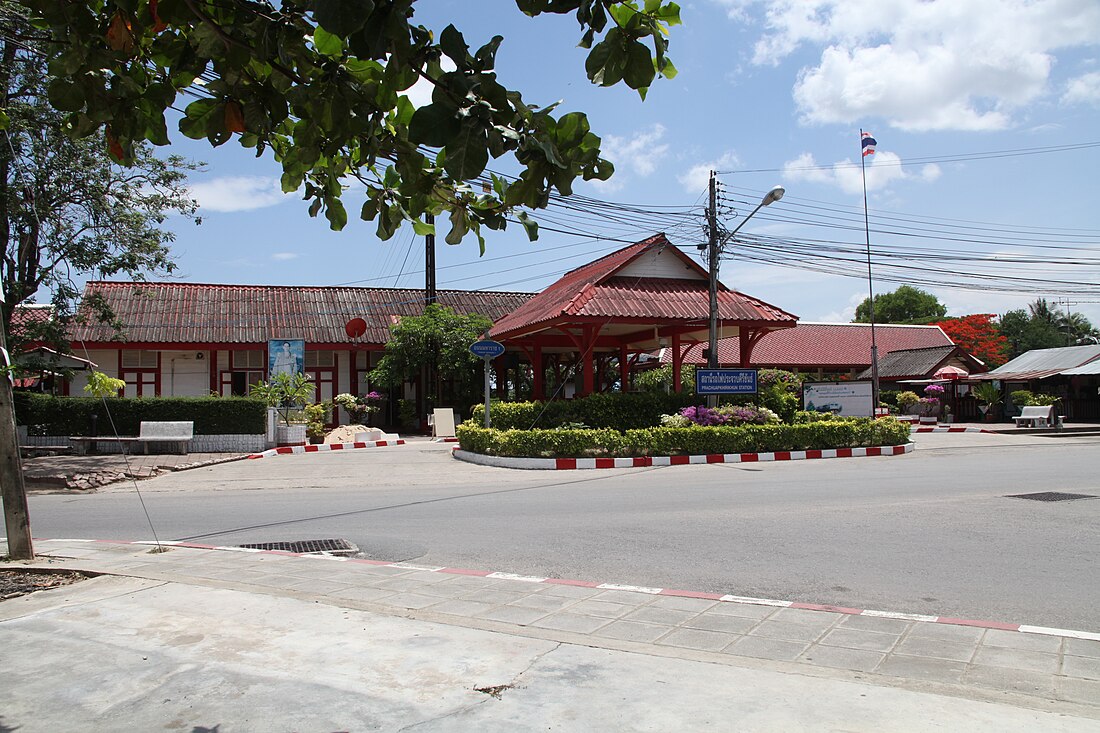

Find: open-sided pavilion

[488,234,798,399]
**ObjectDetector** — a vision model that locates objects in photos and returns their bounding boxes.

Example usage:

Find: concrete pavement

[2,538,1098,731]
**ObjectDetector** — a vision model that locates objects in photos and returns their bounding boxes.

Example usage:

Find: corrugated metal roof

[854,346,958,380]
[490,234,796,340]
[980,344,1100,381]
[70,282,533,345]
[663,322,953,368]
[1060,359,1100,375]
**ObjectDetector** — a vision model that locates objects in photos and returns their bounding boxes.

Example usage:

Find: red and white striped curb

[248,440,405,459]
[910,426,995,434]
[453,442,914,470]
[37,538,1096,643]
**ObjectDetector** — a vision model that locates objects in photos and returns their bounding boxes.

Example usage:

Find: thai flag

[861,131,877,157]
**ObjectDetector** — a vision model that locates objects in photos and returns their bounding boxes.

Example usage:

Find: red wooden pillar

[532,344,544,401]
[581,325,596,396]
[672,332,682,393]
[619,344,629,392]
[209,349,218,394]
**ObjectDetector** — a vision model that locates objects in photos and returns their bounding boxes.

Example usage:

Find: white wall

[68,349,117,395]
[161,350,210,396]
[617,247,704,280]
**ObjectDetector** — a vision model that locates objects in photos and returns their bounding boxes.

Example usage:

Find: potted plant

[251,373,314,446]
[332,391,384,425]
[917,384,945,424]
[895,390,920,416]
[972,382,1001,422]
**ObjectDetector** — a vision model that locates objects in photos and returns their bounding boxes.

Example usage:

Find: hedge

[470,392,713,431]
[456,417,911,458]
[14,394,267,436]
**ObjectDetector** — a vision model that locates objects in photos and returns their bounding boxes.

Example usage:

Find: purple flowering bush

[665,404,781,427]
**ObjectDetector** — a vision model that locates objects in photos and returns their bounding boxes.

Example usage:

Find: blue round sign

[469,340,506,359]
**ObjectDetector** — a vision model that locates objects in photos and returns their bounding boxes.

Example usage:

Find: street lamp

[703,180,785,406]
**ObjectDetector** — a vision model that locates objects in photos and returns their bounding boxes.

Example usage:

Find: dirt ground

[0,569,88,600]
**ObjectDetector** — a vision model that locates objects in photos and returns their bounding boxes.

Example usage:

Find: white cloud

[189,176,290,213]
[601,124,670,177]
[781,150,937,195]
[271,252,299,261]
[814,291,866,323]
[732,0,1100,131]
[1062,71,1100,105]
[678,152,741,194]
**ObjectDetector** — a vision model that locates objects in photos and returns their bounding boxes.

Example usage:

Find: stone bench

[1013,405,1053,428]
[70,421,194,455]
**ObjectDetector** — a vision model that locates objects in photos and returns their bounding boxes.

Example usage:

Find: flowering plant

[674,404,782,427]
[333,392,383,423]
[923,384,945,396]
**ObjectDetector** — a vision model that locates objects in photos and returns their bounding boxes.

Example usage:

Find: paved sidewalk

[22,452,248,490]
[2,539,1097,731]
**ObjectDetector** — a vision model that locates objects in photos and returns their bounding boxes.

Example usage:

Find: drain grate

[237,538,359,555]
[1006,492,1098,502]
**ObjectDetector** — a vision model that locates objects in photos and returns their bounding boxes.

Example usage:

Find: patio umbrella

[934,365,968,380]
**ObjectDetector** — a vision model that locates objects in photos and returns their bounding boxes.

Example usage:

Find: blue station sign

[469,339,506,360]
[695,368,758,395]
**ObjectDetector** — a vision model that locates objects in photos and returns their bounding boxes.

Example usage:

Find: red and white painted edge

[452,442,914,470]
[32,537,1097,643]
[248,439,405,459]
[910,425,995,434]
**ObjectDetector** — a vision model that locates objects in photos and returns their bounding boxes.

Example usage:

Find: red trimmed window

[120,350,159,397]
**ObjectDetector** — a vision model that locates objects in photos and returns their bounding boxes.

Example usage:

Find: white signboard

[803,381,874,418]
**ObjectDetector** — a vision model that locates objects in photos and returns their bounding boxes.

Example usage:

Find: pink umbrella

[934,365,968,380]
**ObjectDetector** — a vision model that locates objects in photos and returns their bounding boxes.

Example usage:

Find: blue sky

[162,0,1100,327]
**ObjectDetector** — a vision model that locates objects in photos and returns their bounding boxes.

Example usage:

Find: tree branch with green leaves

[8,0,680,253]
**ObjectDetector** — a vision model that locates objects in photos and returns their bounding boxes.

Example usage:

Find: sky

[159,0,1100,328]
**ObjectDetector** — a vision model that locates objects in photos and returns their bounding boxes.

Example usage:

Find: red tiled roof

[665,322,954,368]
[70,282,534,345]
[10,305,54,337]
[490,234,796,339]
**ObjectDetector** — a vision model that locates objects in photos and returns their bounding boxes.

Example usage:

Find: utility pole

[422,213,437,422]
[705,170,720,409]
[0,311,34,560]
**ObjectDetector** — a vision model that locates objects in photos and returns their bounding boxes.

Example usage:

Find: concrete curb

[45,537,1096,643]
[452,442,915,470]
[910,426,996,434]
[248,439,405,459]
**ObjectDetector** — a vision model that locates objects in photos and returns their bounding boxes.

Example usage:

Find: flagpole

[860,129,880,417]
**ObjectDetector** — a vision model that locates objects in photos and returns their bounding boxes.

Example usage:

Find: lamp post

[702,174,785,407]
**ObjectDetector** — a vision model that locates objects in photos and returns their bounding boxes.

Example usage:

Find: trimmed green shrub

[13,394,266,436]
[469,392,699,431]
[456,417,910,458]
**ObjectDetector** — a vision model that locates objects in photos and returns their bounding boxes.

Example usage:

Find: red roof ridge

[84,281,536,297]
[796,321,945,329]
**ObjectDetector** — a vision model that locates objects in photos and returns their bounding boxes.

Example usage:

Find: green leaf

[324,198,348,230]
[411,218,436,236]
[442,122,489,180]
[622,41,655,90]
[517,211,539,241]
[47,78,86,112]
[314,0,374,37]
[409,104,461,147]
[439,24,470,65]
[446,206,469,244]
[0,109,8,131]
[313,27,344,57]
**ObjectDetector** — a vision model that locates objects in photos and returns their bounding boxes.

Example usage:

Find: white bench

[1013,405,1054,428]
[71,421,194,455]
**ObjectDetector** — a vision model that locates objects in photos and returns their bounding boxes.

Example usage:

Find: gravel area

[0,569,89,600]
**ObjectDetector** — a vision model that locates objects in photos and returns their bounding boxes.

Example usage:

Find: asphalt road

[24,432,1100,631]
